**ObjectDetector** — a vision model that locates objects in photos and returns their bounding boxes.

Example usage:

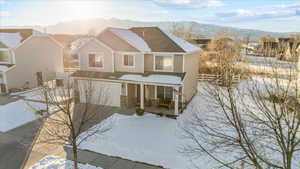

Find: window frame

[153,54,174,72]
[122,54,135,67]
[88,52,104,69]
[0,48,11,64]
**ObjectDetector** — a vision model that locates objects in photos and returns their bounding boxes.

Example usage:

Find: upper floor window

[0,49,10,63]
[155,55,173,71]
[89,53,103,68]
[123,54,134,67]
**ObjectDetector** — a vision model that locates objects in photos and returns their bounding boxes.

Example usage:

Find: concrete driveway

[0,120,41,169]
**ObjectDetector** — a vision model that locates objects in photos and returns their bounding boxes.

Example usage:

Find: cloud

[259,2,300,10]
[0,11,10,17]
[0,0,6,5]
[213,9,298,22]
[152,0,223,8]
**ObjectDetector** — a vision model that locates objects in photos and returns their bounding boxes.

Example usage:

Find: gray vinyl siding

[78,39,113,72]
[144,54,154,71]
[174,54,183,73]
[114,53,144,73]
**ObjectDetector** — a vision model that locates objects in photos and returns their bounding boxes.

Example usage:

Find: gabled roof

[109,28,151,52]
[50,34,87,49]
[96,27,200,53]
[0,29,40,41]
[130,27,200,53]
[97,28,139,52]
[0,29,41,48]
[0,32,22,48]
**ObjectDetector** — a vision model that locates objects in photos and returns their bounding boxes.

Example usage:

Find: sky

[0,0,299,32]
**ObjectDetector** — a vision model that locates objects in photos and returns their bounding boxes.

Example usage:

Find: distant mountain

[45,18,296,41]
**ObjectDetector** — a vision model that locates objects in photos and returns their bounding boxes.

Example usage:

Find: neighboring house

[0,29,64,92]
[70,27,201,116]
[191,38,211,50]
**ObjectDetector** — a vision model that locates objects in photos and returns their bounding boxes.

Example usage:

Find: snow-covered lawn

[77,76,299,169]
[0,100,47,132]
[0,88,60,132]
[241,55,296,76]
[79,113,203,169]
[29,156,102,169]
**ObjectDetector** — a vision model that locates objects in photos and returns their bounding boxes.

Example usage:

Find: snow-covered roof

[0,32,22,48]
[119,74,183,85]
[162,30,201,53]
[0,65,10,72]
[109,28,151,52]
[70,37,93,52]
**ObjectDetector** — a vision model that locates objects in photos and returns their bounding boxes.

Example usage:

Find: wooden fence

[198,74,241,85]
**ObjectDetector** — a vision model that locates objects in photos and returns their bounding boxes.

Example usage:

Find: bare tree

[170,23,197,40]
[30,77,112,169]
[180,56,300,168]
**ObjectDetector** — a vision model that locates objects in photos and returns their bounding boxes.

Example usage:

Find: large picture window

[89,53,103,68]
[123,54,134,66]
[155,55,173,71]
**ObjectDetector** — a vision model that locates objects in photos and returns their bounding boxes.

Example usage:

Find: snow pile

[109,28,151,52]
[0,100,46,132]
[162,30,201,53]
[119,74,182,85]
[29,156,102,169]
[0,32,22,48]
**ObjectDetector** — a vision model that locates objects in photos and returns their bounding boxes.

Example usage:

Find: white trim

[0,48,11,64]
[87,52,105,70]
[182,54,185,72]
[153,54,174,72]
[122,53,135,68]
[74,38,114,54]
[112,51,115,72]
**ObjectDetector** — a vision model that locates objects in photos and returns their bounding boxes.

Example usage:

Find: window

[157,86,173,101]
[155,55,173,71]
[89,53,103,68]
[0,50,10,63]
[123,54,134,66]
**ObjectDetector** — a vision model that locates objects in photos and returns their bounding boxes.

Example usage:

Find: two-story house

[70,27,201,116]
[0,29,64,93]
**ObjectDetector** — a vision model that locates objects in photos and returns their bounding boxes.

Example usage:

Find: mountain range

[26,18,300,41]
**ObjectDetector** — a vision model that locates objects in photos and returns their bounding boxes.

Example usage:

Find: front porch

[121,83,184,116]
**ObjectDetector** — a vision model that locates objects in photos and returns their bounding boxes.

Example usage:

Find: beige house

[0,29,64,92]
[70,27,201,116]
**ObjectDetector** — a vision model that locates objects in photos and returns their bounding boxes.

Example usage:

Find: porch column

[140,83,144,109]
[174,86,179,115]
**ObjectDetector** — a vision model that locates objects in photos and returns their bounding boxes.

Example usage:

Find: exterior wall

[78,79,121,107]
[144,54,154,71]
[183,51,199,102]
[78,39,113,72]
[5,36,63,89]
[174,54,183,73]
[114,52,144,73]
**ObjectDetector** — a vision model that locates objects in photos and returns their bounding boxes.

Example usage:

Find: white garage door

[78,80,121,107]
